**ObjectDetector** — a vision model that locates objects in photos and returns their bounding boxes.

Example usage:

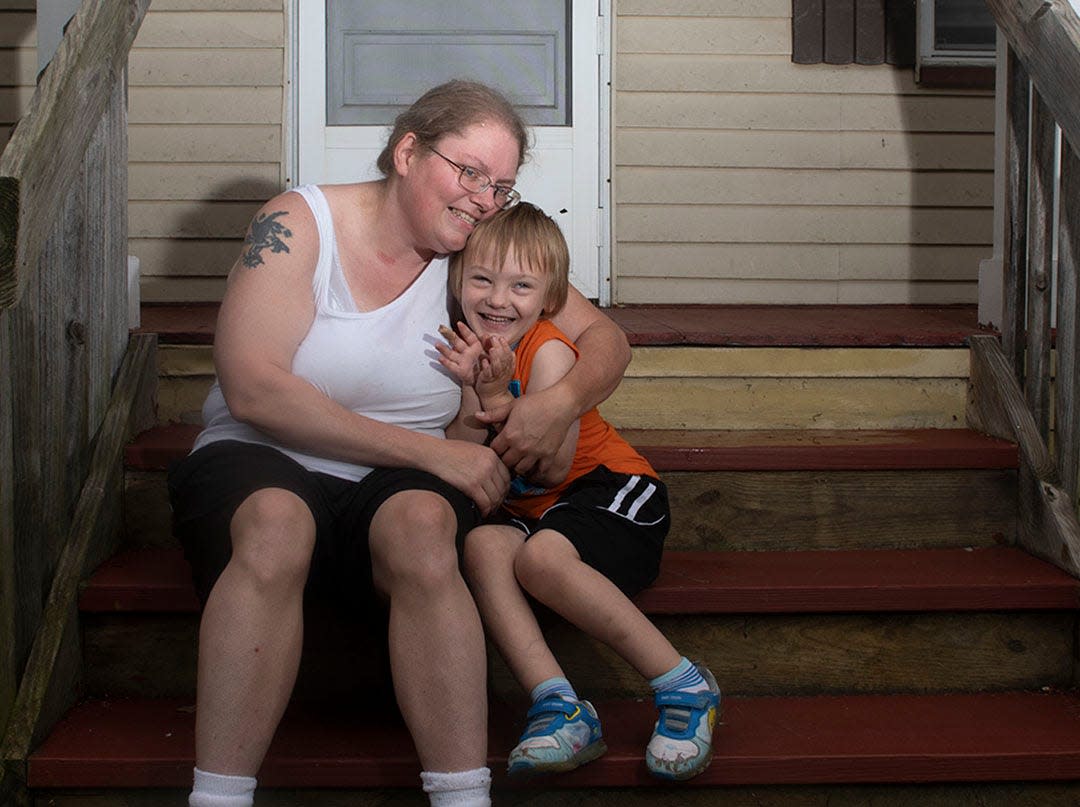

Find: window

[917,0,996,69]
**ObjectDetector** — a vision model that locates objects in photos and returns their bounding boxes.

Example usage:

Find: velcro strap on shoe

[654,689,719,711]
[526,697,579,720]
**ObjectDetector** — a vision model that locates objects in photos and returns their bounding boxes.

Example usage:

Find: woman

[168,80,631,807]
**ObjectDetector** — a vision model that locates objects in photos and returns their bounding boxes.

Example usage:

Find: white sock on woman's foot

[189,767,257,807]
[420,766,492,806]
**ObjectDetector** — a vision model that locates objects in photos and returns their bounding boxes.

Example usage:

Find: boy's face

[458,247,549,346]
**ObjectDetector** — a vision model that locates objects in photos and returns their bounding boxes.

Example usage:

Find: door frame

[284,0,613,305]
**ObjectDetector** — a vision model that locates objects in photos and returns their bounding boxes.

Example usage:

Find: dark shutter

[793,0,915,66]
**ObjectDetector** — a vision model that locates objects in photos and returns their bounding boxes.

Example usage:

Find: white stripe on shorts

[606,475,640,515]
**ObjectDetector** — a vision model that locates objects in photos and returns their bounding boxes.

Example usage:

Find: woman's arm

[213,193,508,512]
[518,338,580,487]
[477,285,629,476]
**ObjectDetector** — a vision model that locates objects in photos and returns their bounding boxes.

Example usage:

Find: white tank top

[193,184,461,481]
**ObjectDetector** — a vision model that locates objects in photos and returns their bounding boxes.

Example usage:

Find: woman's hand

[432,438,511,515]
[476,382,577,479]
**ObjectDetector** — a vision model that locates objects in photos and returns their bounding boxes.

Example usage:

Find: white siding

[127,2,285,302]
[613,0,996,305]
[0,1,37,154]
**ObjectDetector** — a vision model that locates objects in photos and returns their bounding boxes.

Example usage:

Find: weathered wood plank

[664,468,1016,551]
[0,0,151,309]
[0,333,158,762]
[984,0,1080,160]
[967,335,1080,575]
[1058,141,1080,501]
[492,611,1072,701]
[0,309,13,746]
[1025,90,1056,440]
[1002,49,1030,374]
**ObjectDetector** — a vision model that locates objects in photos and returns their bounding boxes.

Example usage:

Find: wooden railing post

[1057,143,1080,505]
[0,0,151,784]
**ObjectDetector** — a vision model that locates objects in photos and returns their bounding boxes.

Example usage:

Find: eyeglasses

[428,147,521,210]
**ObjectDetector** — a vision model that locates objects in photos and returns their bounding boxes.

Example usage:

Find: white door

[293,1,610,302]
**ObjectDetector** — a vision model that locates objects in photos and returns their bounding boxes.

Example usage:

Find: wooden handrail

[984,0,1080,159]
[0,0,151,309]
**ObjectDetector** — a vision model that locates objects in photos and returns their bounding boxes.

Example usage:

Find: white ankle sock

[189,767,257,807]
[420,766,492,806]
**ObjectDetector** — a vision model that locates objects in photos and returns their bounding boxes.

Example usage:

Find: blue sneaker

[645,664,721,780]
[507,696,607,776]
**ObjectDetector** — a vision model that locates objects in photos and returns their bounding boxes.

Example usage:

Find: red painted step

[125,424,1019,473]
[137,302,994,348]
[80,546,1080,615]
[28,691,1080,789]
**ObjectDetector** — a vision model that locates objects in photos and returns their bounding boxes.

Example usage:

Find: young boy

[437,203,720,781]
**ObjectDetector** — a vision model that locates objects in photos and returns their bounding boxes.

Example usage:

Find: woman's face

[400,121,521,255]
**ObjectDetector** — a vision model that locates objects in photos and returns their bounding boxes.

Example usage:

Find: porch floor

[137,303,994,348]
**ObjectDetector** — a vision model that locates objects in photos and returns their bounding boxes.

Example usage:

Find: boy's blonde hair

[450,202,569,317]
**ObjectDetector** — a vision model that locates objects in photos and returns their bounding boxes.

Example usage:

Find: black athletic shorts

[167,440,480,605]
[499,465,670,598]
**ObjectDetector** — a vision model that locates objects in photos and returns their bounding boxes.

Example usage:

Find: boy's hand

[474,335,515,402]
[436,322,485,386]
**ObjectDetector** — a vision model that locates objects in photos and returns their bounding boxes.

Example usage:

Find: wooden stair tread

[80,546,1079,615]
[137,303,992,347]
[29,691,1080,788]
[125,424,1018,472]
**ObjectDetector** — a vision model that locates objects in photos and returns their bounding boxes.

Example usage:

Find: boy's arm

[516,339,580,488]
[478,287,629,476]
[445,386,489,444]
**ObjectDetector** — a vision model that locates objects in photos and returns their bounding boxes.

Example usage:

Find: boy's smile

[459,251,549,347]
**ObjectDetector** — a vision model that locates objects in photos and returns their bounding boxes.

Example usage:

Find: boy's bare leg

[462,524,564,692]
[513,529,681,680]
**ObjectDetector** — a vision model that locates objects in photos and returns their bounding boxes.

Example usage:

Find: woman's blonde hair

[449,203,569,318]
[376,80,530,176]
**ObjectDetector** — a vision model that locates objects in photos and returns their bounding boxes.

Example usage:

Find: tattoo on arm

[241,211,293,268]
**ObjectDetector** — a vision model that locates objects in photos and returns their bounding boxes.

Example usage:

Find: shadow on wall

[135,175,284,304]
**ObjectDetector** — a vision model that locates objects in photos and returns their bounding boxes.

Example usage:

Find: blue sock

[650,656,708,694]
[531,676,578,703]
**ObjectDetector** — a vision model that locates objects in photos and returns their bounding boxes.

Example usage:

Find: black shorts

[500,466,670,598]
[167,440,479,605]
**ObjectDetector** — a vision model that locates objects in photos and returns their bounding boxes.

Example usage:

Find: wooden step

[28,691,1080,789]
[138,303,993,348]
[80,546,1078,616]
[125,423,1018,473]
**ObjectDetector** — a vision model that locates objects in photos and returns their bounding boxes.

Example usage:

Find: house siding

[612,0,996,304]
[127,1,285,302]
[0,1,37,155]
[1,1,996,306]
